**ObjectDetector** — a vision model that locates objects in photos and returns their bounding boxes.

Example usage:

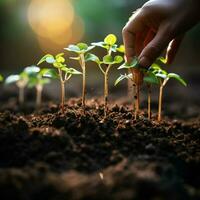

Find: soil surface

[0,98,200,200]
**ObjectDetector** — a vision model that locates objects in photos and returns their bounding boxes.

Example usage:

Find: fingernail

[139,56,151,67]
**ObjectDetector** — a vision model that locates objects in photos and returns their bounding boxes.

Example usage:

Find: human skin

[122,0,200,68]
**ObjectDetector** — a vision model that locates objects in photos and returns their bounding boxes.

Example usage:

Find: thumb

[138,26,173,67]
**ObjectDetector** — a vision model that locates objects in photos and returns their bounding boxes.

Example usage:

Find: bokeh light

[27,0,85,52]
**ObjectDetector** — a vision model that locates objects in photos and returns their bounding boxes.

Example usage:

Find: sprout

[25,66,51,108]
[116,57,141,119]
[64,43,94,111]
[5,70,29,105]
[144,60,187,121]
[87,34,124,117]
[38,53,82,112]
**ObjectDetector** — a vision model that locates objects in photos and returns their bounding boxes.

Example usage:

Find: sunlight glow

[28,0,85,52]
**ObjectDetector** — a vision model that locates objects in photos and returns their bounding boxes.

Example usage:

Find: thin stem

[58,69,65,113]
[19,86,24,105]
[134,84,140,120]
[158,85,163,122]
[36,84,43,108]
[80,54,86,110]
[147,84,151,120]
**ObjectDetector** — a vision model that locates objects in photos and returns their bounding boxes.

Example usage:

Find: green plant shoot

[5,70,29,105]
[116,57,141,119]
[24,66,51,108]
[144,60,187,121]
[87,34,124,117]
[64,43,94,111]
[0,74,3,82]
[37,53,82,112]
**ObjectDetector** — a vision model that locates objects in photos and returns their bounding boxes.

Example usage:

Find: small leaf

[53,62,64,68]
[85,53,100,64]
[168,73,187,86]
[5,75,20,84]
[64,45,80,53]
[158,57,167,64]
[37,54,54,65]
[118,57,139,69]
[104,34,117,45]
[77,43,88,50]
[103,55,113,64]
[66,68,82,75]
[144,72,159,85]
[91,42,107,49]
[115,73,132,86]
[117,45,125,53]
[43,69,59,79]
[155,73,167,79]
[70,57,80,61]
[114,56,123,64]
[39,78,51,85]
[24,66,40,75]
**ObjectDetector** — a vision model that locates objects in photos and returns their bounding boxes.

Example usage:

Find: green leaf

[85,53,100,64]
[43,69,59,79]
[158,57,167,64]
[66,68,82,75]
[115,73,132,86]
[91,42,107,49]
[39,78,51,85]
[168,73,187,86]
[56,53,65,63]
[144,72,159,85]
[37,54,55,65]
[24,66,40,75]
[114,56,123,64]
[77,43,88,50]
[104,34,117,45]
[117,45,125,53]
[118,57,139,69]
[0,74,4,82]
[5,75,20,84]
[103,55,113,64]
[64,45,80,53]
[53,62,65,68]
[155,73,167,79]
[70,57,80,61]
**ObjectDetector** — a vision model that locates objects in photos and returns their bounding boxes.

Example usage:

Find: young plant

[24,66,51,108]
[115,57,141,119]
[86,34,124,117]
[64,43,94,110]
[5,71,29,105]
[144,60,187,121]
[37,53,82,112]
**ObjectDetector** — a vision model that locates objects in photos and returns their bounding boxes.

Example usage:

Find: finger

[138,25,172,67]
[135,28,148,56]
[143,28,156,48]
[166,35,184,64]
[122,9,146,63]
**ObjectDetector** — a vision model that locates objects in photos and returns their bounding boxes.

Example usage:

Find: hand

[123,0,200,67]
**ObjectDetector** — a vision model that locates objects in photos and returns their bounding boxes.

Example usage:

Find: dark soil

[0,98,200,200]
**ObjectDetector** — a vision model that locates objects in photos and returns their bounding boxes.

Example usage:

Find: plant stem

[104,72,109,117]
[58,69,65,113]
[80,54,86,111]
[134,84,140,120]
[36,84,43,108]
[147,84,151,120]
[158,85,163,122]
[19,86,24,105]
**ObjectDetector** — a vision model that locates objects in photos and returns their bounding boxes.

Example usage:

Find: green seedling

[24,66,51,108]
[5,70,29,105]
[115,57,141,119]
[38,53,82,112]
[144,60,187,121]
[64,43,94,110]
[87,34,124,117]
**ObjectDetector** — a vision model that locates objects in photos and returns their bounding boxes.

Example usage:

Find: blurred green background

[0,0,200,109]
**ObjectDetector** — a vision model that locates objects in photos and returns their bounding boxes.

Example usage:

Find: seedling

[144,59,187,121]
[115,57,141,119]
[24,66,51,108]
[38,53,82,112]
[5,70,29,105]
[86,34,124,117]
[64,43,94,110]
